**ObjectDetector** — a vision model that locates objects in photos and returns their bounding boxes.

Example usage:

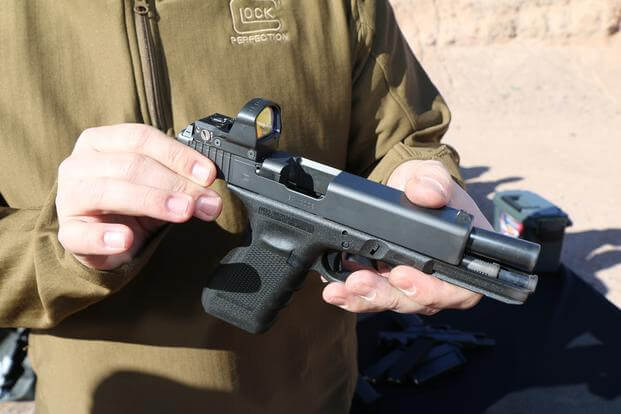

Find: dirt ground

[2,1,619,412]
[392,0,621,305]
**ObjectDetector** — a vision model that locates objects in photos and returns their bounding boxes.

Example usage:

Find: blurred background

[391,0,621,306]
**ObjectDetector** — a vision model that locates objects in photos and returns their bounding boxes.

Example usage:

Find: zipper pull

[134,0,150,16]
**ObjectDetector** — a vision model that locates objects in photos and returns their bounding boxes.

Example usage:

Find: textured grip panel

[202,241,306,333]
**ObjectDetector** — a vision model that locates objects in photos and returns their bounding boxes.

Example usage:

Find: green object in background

[493,191,571,273]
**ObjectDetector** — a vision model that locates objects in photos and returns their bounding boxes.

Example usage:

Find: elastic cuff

[36,181,170,293]
[53,224,171,292]
[366,142,464,188]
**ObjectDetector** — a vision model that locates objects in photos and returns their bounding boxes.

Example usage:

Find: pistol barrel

[467,228,540,272]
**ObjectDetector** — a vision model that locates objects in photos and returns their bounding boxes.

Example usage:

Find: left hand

[322,160,493,315]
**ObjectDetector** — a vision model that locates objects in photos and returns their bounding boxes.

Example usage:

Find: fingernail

[196,195,222,218]
[166,196,190,215]
[103,231,125,248]
[398,285,417,297]
[419,176,448,199]
[192,163,212,184]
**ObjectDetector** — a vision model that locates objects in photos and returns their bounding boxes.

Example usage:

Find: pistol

[176,98,540,333]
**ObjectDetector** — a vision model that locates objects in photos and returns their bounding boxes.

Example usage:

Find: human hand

[322,160,492,315]
[56,124,222,270]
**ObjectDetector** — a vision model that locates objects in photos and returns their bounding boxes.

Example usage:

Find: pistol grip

[202,239,307,334]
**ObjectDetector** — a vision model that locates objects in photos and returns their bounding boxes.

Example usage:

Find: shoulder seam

[353,0,418,132]
[368,49,419,132]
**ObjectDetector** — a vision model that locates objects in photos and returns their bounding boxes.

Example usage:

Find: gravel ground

[2,1,619,412]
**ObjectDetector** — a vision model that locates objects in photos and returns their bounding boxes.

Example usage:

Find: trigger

[313,251,352,283]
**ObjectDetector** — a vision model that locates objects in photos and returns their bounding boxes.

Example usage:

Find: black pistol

[176,98,540,333]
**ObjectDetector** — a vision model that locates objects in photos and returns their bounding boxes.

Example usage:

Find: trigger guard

[315,251,352,283]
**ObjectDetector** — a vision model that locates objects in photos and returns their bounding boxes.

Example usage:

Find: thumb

[388,160,453,208]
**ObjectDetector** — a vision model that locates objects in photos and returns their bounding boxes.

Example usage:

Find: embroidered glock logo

[229,0,282,34]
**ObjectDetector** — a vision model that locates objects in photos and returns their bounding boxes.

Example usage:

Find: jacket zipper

[133,0,172,133]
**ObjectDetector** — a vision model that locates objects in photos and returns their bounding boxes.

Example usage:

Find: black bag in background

[0,328,35,401]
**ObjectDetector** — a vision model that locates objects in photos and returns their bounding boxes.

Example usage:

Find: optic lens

[255,106,274,139]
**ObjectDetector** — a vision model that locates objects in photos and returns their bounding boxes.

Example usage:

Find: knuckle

[420,306,441,316]
[170,178,189,194]
[57,226,70,249]
[73,127,101,153]
[90,187,104,211]
[140,186,155,210]
[414,293,437,309]
[123,154,146,183]
[140,186,163,214]
[76,127,95,145]
[56,178,83,213]
[128,124,152,153]
[55,177,77,214]
[55,191,67,215]
[58,223,100,254]
[458,294,482,310]
[76,178,105,210]
[57,157,74,181]
[167,143,191,171]
[386,295,402,312]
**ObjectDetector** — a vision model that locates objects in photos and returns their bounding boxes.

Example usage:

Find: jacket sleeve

[0,184,167,329]
[347,0,463,187]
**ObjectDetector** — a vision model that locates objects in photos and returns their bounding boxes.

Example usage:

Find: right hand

[56,124,222,270]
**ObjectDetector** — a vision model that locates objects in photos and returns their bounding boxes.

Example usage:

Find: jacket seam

[354,0,419,134]
[355,0,375,32]
[369,50,419,134]
[351,0,373,85]
[121,0,147,124]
